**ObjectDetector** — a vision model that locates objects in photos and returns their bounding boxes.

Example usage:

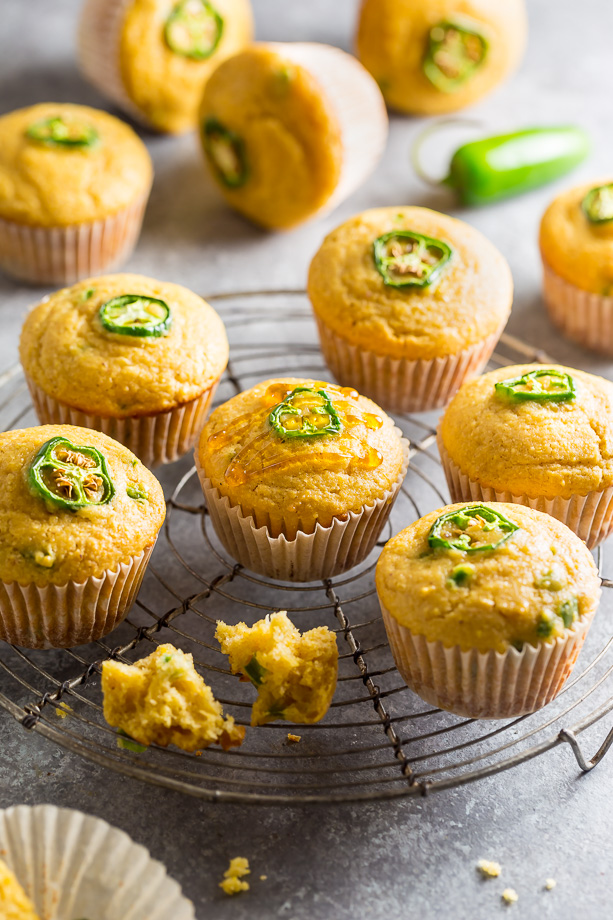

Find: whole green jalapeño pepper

[582,183,613,224]
[99,294,172,338]
[429,505,519,553]
[494,369,575,403]
[26,115,99,150]
[28,437,115,512]
[423,19,488,93]
[164,0,224,60]
[203,118,248,188]
[373,231,453,289]
[269,387,342,439]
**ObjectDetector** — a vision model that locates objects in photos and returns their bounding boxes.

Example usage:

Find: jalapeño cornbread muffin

[0,859,40,920]
[20,274,229,468]
[376,502,600,718]
[199,43,388,230]
[216,611,338,726]
[356,0,527,115]
[0,425,164,649]
[439,364,613,548]
[540,180,613,354]
[102,643,245,751]
[196,377,409,581]
[308,207,513,413]
[79,0,254,134]
[0,103,152,285]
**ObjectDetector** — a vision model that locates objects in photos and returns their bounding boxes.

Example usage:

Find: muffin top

[540,180,613,294]
[198,377,407,527]
[439,363,613,500]
[20,274,229,417]
[308,207,512,360]
[200,44,344,229]
[120,0,254,134]
[0,103,152,227]
[376,502,600,654]
[0,425,165,586]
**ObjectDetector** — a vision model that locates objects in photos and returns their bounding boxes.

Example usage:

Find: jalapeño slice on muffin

[26,114,99,149]
[428,504,519,553]
[202,117,248,188]
[28,436,115,512]
[373,230,453,288]
[582,183,613,224]
[494,368,575,402]
[269,386,343,439]
[423,19,489,93]
[99,294,172,338]
[164,0,224,60]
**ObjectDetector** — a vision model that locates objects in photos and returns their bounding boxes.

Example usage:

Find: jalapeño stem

[164,0,224,60]
[269,386,342,439]
[494,369,575,403]
[373,230,452,289]
[202,118,248,188]
[423,19,488,93]
[99,295,172,338]
[26,115,99,149]
[582,183,613,224]
[28,437,115,513]
[429,504,519,553]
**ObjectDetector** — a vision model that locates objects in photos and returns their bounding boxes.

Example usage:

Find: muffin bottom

[543,261,613,356]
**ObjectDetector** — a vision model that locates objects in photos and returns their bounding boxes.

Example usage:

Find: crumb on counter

[260,875,267,881]
[220,857,250,896]
[501,888,518,905]
[545,878,557,891]
[287,733,301,743]
[476,858,501,878]
[55,703,73,719]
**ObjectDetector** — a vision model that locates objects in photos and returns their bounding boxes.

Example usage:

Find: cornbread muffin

[0,859,40,920]
[0,424,164,648]
[376,502,600,717]
[199,43,387,230]
[20,274,229,468]
[0,103,152,284]
[308,207,513,412]
[540,181,613,353]
[79,0,254,134]
[101,643,245,751]
[356,0,527,115]
[196,377,409,580]
[216,611,338,725]
[439,363,613,547]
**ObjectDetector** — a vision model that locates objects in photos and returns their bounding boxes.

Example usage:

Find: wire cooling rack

[1,289,613,805]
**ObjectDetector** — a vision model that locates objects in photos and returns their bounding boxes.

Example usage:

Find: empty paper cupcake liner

[380,601,594,719]
[542,260,613,356]
[315,318,504,414]
[0,804,194,920]
[27,376,219,469]
[0,544,154,649]
[438,435,613,549]
[0,193,149,286]
[195,434,409,582]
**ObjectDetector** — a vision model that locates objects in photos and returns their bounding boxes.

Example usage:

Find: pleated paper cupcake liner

[195,434,409,582]
[314,317,504,414]
[0,805,194,920]
[0,543,154,649]
[26,376,219,469]
[380,601,594,719]
[438,435,613,549]
[542,260,613,355]
[0,193,149,286]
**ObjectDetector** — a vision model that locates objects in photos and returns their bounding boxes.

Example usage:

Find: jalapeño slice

[202,117,248,188]
[164,0,224,60]
[429,504,519,553]
[26,115,99,149]
[373,231,452,289]
[99,295,172,338]
[423,19,488,93]
[269,387,343,439]
[28,436,115,513]
[582,183,613,224]
[494,369,575,403]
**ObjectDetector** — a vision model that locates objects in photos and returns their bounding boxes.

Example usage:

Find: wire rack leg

[559,727,613,772]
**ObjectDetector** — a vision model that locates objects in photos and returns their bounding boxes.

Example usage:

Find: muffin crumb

[501,888,518,905]
[287,733,301,743]
[476,858,501,878]
[220,857,250,896]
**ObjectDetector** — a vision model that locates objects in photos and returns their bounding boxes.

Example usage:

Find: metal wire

[1,289,612,804]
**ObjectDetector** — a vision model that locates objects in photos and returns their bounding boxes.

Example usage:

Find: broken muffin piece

[215,610,338,726]
[0,858,40,920]
[101,643,245,752]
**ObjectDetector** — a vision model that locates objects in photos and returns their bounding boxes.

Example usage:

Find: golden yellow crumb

[54,703,73,719]
[287,733,301,743]
[476,859,501,878]
[545,879,557,891]
[220,858,250,896]
[502,888,518,905]
[260,875,267,881]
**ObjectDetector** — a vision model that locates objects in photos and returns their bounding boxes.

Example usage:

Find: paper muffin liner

[542,260,613,355]
[0,193,149,286]
[438,435,613,549]
[0,805,194,920]
[315,317,504,414]
[380,600,594,719]
[194,433,409,582]
[26,376,219,469]
[0,544,154,649]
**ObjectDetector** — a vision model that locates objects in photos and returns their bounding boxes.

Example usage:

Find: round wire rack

[1,289,613,805]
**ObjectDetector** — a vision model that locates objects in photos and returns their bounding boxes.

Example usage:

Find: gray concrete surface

[2,1,613,918]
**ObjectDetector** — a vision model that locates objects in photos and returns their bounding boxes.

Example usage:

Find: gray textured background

[2,1,613,918]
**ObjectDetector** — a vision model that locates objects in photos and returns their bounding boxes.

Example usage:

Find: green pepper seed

[26,115,99,149]
[28,437,115,513]
[449,563,476,586]
[423,19,488,93]
[244,655,267,687]
[582,183,613,224]
[269,386,342,440]
[373,230,453,289]
[99,294,172,338]
[202,117,248,188]
[164,0,224,60]
[429,504,519,554]
[494,369,575,403]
